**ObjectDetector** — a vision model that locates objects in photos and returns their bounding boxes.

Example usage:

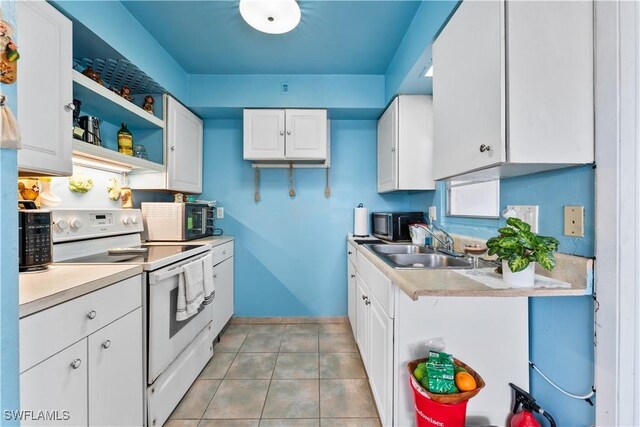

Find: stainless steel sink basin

[368,244,432,255]
[386,253,472,269]
[364,243,472,269]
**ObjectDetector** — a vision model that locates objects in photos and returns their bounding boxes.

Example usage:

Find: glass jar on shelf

[133,144,147,159]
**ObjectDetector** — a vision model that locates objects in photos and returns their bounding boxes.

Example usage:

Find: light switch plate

[217,207,224,219]
[564,205,584,237]
[507,205,539,233]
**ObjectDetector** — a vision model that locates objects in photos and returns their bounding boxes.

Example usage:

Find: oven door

[183,205,208,240]
[147,251,214,384]
[372,213,392,240]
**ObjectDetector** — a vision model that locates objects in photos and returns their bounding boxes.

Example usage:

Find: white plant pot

[502,260,536,287]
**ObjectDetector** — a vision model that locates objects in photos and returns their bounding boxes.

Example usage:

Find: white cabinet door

[347,259,357,338]
[17,1,73,176]
[88,308,143,427]
[377,98,398,192]
[211,257,234,338]
[432,0,504,179]
[284,109,327,160]
[368,295,393,427]
[355,275,369,370]
[165,95,203,193]
[243,109,286,160]
[20,340,88,426]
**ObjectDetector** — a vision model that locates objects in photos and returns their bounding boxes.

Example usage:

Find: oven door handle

[149,266,184,285]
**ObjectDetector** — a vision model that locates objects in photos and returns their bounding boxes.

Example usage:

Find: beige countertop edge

[19,265,143,319]
[355,243,589,301]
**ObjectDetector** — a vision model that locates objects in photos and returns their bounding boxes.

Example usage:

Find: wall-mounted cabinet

[129,95,203,194]
[17,1,73,177]
[433,0,594,181]
[377,96,435,193]
[243,109,328,162]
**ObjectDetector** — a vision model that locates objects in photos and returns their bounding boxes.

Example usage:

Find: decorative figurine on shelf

[0,18,19,84]
[142,95,154,114]
[81,66,104,86]
[120,85,133,102]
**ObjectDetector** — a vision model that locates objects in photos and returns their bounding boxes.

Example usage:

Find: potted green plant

[486,217,559,287]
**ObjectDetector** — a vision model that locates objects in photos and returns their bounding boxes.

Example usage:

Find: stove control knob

[70,219,83,230]
[55,219,69,231]
[131,217,138,224]
[122,217,131,225]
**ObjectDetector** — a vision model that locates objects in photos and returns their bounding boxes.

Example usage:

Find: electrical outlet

[507,205,539,233]
[217,207,224,219]
[564,205,584,237]
[281,83,289,94]
[428,206,437,222]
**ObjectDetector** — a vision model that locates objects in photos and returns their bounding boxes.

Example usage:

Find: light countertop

[20,264,143,318]
[144,235,234,248]
[350,238,591,300]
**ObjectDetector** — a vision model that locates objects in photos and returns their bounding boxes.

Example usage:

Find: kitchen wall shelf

[72,70,164,129]
[72,140,165,173]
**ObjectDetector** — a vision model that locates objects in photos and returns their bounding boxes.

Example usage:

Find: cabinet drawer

[356,252,394,318]
[347,242,357,265]
[212,241,234,265]
[20,275,142,373]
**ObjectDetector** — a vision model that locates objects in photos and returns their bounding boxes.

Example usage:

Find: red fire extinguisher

[509,383,556,427]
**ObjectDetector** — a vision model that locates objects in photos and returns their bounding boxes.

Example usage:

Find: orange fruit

[455,371,477,392]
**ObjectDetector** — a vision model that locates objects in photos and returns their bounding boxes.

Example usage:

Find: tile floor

[165,322,381,427]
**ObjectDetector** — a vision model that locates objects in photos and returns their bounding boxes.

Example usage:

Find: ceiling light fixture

[239,0,301,35]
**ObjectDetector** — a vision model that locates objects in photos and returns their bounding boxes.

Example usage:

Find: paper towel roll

[354,205,369,237]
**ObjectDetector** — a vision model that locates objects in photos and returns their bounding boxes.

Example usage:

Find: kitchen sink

[364,243,472,269]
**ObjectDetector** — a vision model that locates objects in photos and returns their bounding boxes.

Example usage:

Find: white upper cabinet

[433,0,594,181]
[166,95,203,193]
[377,95,435,192]
[243,109,328,161]
[17,1,73,176]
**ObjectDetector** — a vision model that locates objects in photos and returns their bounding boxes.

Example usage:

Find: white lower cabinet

[211,255,235,339]
[355,274,370,370]
[347,259,357,337]
[367,295,394,426]
[20,340,88,426]
[88,308,143,427]
[20,276,144,426]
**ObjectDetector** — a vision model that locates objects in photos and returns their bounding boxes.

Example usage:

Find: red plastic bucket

[409,375,469,427]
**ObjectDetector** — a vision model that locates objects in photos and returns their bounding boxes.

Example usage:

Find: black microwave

[371,212,424,241]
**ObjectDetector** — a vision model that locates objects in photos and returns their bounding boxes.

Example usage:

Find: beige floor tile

[215,332,248,352]
[240,332,283,353]
[225,353,277,379]
[250,324,286,334]
[200,353,237,379]
[198,420,260,427]
[260,419,319,427]
[319,334,357,353]
[319,353,366,379]
[320,419,380,427]
[319,379,377,418]
[262,380,320,419]
[170,380,221,420]
[319,323,352,334]
[164,420,200,427]
[224,324,253,334]
[203,380,270,419]
[273,353,319,379]
[285,324,320,334]
[280,333,319,353]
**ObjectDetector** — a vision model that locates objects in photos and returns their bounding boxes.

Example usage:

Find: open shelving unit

[72,140,165,173]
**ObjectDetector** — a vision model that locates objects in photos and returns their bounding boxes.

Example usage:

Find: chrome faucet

[414,223,464,258]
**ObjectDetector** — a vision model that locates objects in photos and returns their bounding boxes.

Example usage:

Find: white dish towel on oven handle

[176,259,205,321]
[202,253,215,306]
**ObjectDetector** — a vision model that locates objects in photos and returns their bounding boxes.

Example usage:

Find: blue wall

[436,166,596,427]
[200,119,432,316]
[0,0,19,423]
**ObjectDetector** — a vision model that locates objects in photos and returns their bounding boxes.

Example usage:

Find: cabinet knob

[362,295,367,301]
[280,130,284,136]
[350,274,356,278]
[102,340,111,349]
[64,103,76,112]
[213,273,218,279]
[170,146,176,151]
[87,310,97,320]
[365,299,371,306]
[70,359,82,369]
[287,130,292,135]
[479,144,491,153]
[391,147,396,152]
[348,251,352,255]
[223,250,227,255]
